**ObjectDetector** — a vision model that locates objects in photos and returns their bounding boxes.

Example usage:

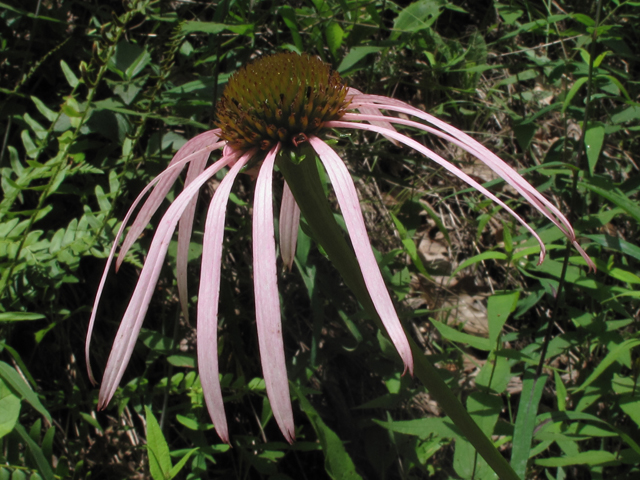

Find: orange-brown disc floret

[215,52,350,150]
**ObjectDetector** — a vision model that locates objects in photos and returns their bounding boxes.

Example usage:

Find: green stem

[278,146,519,480]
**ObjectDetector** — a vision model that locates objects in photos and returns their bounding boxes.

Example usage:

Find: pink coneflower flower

[86,52,593,444]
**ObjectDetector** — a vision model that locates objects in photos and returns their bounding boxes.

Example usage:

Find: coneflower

[86,52,593,444]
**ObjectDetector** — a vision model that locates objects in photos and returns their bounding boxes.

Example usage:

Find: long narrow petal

[348,96,569,227]
[308,136,414,375]
[177,153,209,322]
[97,154,236,409]
[279,181,301,270]
[253,143,296,443]
[342,111,562,228]
[197,152,253,444]
[347,95,594,270]
[346,87,398,143]
[326,120,548,262]
[116,130,222,271]
[85,143,227,383]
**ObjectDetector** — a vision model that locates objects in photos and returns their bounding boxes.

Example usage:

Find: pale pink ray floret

[87,76,593,445]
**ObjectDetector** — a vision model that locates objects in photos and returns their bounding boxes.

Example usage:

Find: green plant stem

[278,145,519,480]
[536,0,602,377]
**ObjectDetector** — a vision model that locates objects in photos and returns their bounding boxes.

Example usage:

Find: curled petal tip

[401,352,414,377]
[283,427,296,444]
[574,241,596,273]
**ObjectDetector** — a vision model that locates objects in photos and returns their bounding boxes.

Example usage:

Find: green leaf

[611,105,640,124]
[0,1,64,23]
[292,384,361,480]
[574,339,640,393]
[420,200,451,244]
[487,291,519,347]
[497,4,523,24]
[512,122,537,151]
[79,412,103,433]
[612,374,640,429]
[585,234,640,262]
[145,406,172,480]
[0,362,51,422]
[21,129,39,158]
[572,13,595,27]
[585,125,605,175]
[30,97,58,123]
[94,185,111,211]
[0,312,46,322]
[392,0,442,37]
[593,51,610,68]
[110,42,150,80]
[325,22,344,60]
[338,47,382,73]
[581,178,640,223]
[125,48,151,80]
[476,355,511,394]
[168,448,198,479]
[374,417,460,439]
[511,371,547,479]
[180,21,253,36]
[42,426,55,461]
[562,77,588,112]
[452,251,508,276]
[454,392,502,480]
[390,213,431,278]
[554,369,567,412]
[598,75,630,100]
[430,320,491,351]
[537,410,640,456]
[279,6,303,52]
[60,60,79,87]
[166,354,196,368]
[0,378,20,439]
[14,424,55,480]
[535,450,618,467]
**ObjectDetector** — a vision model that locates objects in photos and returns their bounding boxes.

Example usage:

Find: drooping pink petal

[97,153,236,409]
[346,95,595,270]
[85,141,228,383]
[279,181,301,271]
[177,152,209,322]
[326,119,548,263]
[197,151,254,444]
[116,130,222,271]
[253,143,296,443]
[346,88,398,144]
[308,136,414,375]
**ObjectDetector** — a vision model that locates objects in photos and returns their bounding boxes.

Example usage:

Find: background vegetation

[1,0,639,478]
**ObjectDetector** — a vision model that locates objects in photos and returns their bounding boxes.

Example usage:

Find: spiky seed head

[215,52,350,151]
